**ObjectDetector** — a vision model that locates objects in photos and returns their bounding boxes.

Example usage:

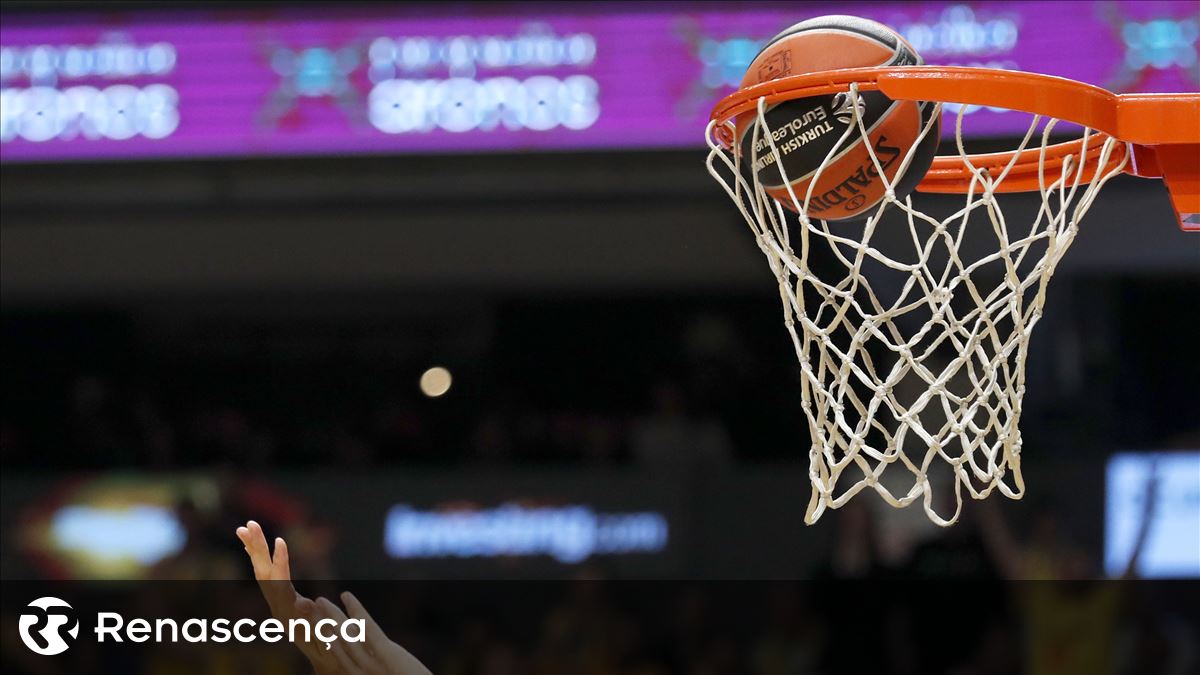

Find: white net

[705,85,1127,525]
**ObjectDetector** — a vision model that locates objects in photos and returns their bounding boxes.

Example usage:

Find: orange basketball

[735,16,940,221]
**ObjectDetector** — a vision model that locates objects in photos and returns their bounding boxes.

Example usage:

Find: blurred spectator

[631,380,733,470]
[750,583,825,675]
[814,500,889,579]
[533,575,630,674]
[974,469,1158,675]
[444,618,528,675]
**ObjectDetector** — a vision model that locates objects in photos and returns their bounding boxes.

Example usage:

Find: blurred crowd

[5,286,1196,472]
[0,369,757,470]
[0,306,802,471]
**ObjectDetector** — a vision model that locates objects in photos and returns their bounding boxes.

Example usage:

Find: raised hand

[235,520,342,674]
[235,520,434,674]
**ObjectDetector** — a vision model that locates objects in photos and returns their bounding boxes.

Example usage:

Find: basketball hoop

[705,66,1199,526]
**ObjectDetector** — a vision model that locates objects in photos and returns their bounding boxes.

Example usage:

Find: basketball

[734,16,941,221]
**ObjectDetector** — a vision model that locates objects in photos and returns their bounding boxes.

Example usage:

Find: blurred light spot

[51,505,186,564]
[420,366,452,397]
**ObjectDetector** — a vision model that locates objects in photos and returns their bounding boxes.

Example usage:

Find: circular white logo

[18,597,79,655]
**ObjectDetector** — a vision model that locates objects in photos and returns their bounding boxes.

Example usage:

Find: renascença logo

[19,597,79,655]
[16,597,364,656]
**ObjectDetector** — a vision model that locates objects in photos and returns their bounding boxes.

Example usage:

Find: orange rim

[710,66,1200,230]
[919,134,1128,194]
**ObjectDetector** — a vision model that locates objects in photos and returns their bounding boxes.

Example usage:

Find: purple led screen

[1,1,1196,163]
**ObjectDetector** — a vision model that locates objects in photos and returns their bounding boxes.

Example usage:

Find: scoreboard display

[1,1,1197,162]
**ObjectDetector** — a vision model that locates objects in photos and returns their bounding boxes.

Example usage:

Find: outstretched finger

[316,595,350,622]
[289,597,338,669]
[341,591,387,645]
[262,536,300,618]
[271,537,292,580]
[237,521,275,580]
[316,597,368,673]
[342,592,434,675]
